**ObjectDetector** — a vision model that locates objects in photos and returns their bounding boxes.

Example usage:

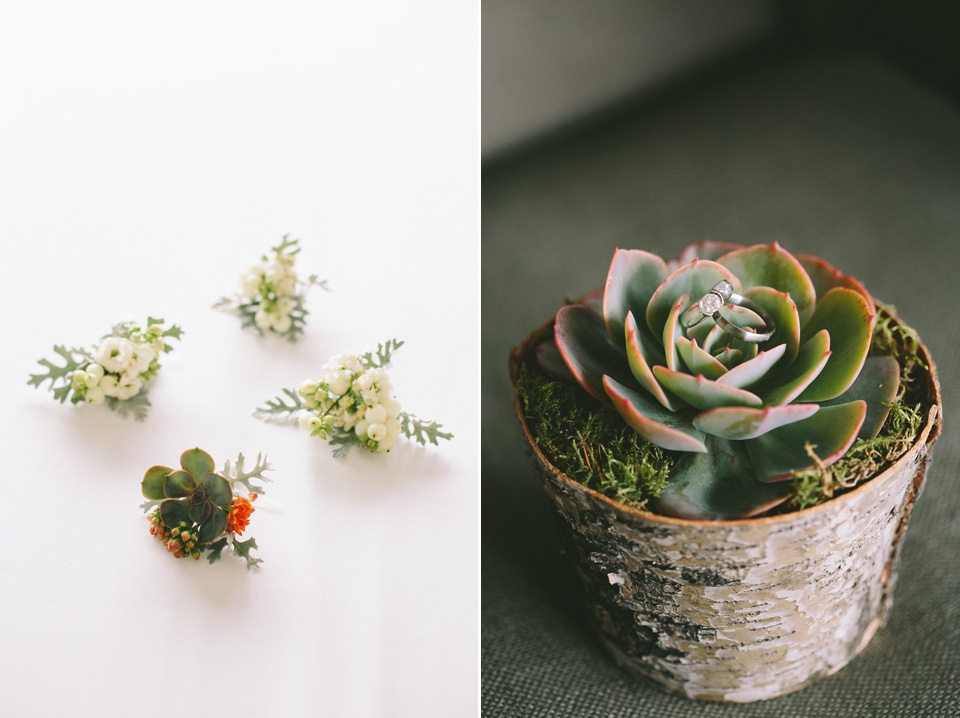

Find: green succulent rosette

[545,241,900,520]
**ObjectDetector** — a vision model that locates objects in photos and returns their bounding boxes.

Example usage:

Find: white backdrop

[0,3,478,717]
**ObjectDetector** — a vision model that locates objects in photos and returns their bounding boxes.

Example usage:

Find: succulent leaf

[718,305,768,355]
[652,366,763,410]
[730,339,759,363]
[188,501,212,525]
[141,465,172,500]
[715,343,787,389]
[746,400,867,482]
[602,249,668,344]
[693,404,819,440]
[718,242,817,326]
[796,253,874,314]
[555,304,633,404]
[714,347,743,369]
[700,306,765,358]
[701,323,727,355]
[685,315,717,345]
[580,288,603,314]
[602,375,707,452]
[676,337,727,381]
[654,435,793,519]
[662,295,688,372]
[625,310,667,366]
[820,355,900,439]
[670,239,744,270]
[625,311,678,410]
[742,286,800,365]
[160,499,189,528]
[164,470,196,498]
[645,260,741,336]
[202,473,233,508]
[797,288,874,402]
[535,338,576,383]
[197,507,227,544]
[180,448,215,481]
[762,329,831,406]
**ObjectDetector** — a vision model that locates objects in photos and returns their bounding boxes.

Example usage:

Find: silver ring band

[680,281,776,343]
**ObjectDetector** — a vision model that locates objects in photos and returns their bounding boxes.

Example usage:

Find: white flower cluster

[71,324,165,405]
[240,250,299,335]
[296,352,403,452]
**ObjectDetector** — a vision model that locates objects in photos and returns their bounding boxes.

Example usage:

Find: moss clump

[788,305,930,510]
[516,363,671,509]
[790,401,924,509]
[871,304,929,395]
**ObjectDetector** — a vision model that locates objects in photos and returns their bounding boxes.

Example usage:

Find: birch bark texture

[511,322,942,702]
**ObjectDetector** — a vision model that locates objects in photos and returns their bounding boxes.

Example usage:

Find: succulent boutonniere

[140,448,272,569]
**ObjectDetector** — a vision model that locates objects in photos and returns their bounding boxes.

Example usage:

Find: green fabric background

[482,49,960,716]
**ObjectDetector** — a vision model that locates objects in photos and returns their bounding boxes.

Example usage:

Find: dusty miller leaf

[400,412,453,446]
[254,388,302,422]
[360,338,405,369]
[139,498,163,513]
[162,324,184,344]
[285,294,309,343]
[108,317,182,351]
[271,234,300,256]
[105,321,135,339]
[105,391,151,421]
[222,452,273,495]
[233,537,264,569]
[205,538,229,564]
[146,317,183,351]
[28,345,89,402]
[236,301,261,333]
[329,430,365,457]
[212,296,257,331]
[306,274,330,292]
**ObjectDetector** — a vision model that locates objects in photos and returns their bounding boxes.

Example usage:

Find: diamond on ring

[698,292,723,316]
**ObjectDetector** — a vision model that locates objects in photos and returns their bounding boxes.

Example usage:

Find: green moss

[516,363,671,509]
[792,474,821,510]
[871,305,928,399]
[788,305,930,510]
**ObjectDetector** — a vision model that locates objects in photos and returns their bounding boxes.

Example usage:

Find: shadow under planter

[509,308,942,703]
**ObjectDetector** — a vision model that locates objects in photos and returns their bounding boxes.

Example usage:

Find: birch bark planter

[510,313,942,703]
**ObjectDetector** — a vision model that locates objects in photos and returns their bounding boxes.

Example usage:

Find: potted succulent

[510,241,941,702]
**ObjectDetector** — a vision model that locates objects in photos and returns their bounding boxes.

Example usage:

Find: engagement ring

[680,280,776,343]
